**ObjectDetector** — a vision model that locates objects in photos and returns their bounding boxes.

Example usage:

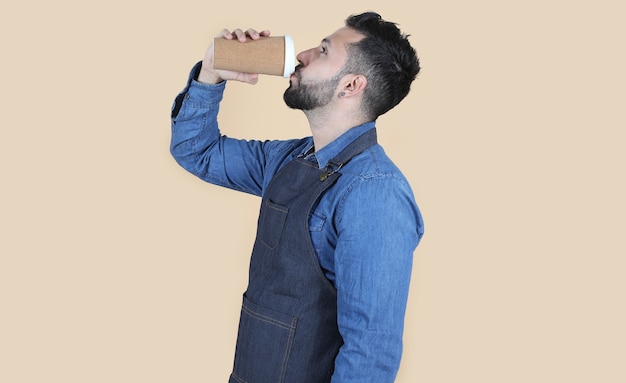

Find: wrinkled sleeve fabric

[170,62,298,196]
[331,174,423,383]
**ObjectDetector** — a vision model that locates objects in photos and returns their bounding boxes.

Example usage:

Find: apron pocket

[259,199,289,249]
[231,295,297,383]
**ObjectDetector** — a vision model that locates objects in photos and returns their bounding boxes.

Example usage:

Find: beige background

[1,1,624,382]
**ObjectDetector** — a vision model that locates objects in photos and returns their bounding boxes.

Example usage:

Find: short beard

[283,68,346,110]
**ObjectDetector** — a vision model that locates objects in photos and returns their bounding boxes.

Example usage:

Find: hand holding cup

[199,28,271,85]
[200,28,295,85]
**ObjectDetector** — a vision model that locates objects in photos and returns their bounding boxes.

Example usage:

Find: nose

[296,47,318,67]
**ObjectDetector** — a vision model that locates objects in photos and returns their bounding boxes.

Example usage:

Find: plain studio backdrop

[1,1,624,382]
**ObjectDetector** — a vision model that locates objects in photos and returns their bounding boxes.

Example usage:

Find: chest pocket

[259,199,289,249]
[308,210,327,255]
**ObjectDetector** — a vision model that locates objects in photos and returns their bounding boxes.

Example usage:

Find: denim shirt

[171,63,424,383]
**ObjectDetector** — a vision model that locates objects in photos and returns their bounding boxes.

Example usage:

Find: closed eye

[320,38,330,54]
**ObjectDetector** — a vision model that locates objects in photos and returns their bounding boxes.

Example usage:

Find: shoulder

[261,136,313,188]
[263,136,312,161]
[334,144,421,226]
[336,144,414,195]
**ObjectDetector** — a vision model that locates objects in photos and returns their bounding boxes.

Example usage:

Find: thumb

[234,73,259,85]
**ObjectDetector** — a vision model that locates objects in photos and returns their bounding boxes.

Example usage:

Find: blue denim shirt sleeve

[331,174,423,383]
[170,62,301,196]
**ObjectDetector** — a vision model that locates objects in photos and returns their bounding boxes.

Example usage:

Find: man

[171,11,424,383]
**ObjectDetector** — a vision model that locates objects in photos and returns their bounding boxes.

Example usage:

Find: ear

[340,74,367,98]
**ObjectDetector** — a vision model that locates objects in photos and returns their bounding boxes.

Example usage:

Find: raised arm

[170,28,299,196]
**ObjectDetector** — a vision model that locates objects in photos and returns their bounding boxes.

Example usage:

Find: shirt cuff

[172,61,226,118]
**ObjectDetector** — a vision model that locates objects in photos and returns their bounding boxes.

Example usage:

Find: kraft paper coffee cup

[213,35,295,78]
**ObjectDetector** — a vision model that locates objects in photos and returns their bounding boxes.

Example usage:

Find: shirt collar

[301,122,376,169]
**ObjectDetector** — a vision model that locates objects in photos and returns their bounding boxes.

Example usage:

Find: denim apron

[228,129,377,383]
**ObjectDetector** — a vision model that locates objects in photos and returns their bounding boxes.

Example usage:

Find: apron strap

[320,128,378,181]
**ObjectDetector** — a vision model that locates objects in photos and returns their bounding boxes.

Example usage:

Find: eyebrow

[321,38,331,46]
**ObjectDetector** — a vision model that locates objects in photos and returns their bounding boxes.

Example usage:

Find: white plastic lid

[283,35,295,78]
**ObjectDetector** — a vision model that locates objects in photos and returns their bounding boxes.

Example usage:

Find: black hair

[344,12,420,119]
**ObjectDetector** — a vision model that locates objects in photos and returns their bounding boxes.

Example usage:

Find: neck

[304,107,368,151]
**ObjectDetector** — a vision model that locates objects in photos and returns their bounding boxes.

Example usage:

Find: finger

[246,29,261,40]
[218,29,233,39]
[235,72,259,85]
[247,73,259,85]
[232,28,246,42]
[249,29,271,39]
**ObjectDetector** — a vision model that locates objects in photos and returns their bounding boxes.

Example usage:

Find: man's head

[343,12,420,119]
[284,12,420,121]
